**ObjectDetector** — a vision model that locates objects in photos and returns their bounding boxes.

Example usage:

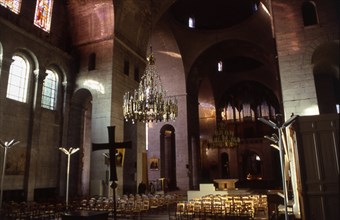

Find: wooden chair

[202,197,213,217]
[149,196,159,211]
[232,196,243,216]
[254,194,268,217]
[192,198,203,218]
[142,198,150,212]
[186,201,194,219]
[222,195,233,215]
[175,202,186,219]
[133,199,143,216]
[240,196,255,218]
[212,196,224,216]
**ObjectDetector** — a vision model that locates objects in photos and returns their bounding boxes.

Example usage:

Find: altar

[187,182,250,201]
[214,179,238,190]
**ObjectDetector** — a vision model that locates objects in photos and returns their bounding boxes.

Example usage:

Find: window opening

[253,3,258,12]
[34,0,54,32]
[188,17,195,28]
[302,1,318,26]
[0,0,21,14]
[235,108,240,122]
[124,60,129,76]
[270,106,276,119]
[88,53,96,71]
[41,69,58,110]
[6,55,29,102]
[221,103,234,121]
[260,101,270,118]
[242,103,253,121]
[217,61,223,72]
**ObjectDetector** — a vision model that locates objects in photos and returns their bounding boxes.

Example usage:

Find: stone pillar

[24,67,46,201]
[0,55,12,128]
[0,55,12,99]
[191,136,198,189]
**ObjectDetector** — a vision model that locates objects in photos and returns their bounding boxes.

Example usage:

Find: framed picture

[6,147,25,175]
[115,149,125,167]
[149,157,159,170]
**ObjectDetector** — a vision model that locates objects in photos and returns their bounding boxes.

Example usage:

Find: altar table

[214,179,238,190]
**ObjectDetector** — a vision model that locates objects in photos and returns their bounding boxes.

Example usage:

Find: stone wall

[0,17,73,201]
[272,0,339,119]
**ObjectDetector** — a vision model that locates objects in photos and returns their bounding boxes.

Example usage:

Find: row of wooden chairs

[1,193,184,219]
[72,193,182,217]
[1,201,65,219]
[175,194,268,219]
[115,193,180,217]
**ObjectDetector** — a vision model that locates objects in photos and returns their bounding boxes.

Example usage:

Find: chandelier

[123,47,178,123]
[209,122,240,148]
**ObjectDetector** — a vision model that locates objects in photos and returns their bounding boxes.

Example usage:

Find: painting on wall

[5,147,26,175]
[115,149,125,167]
[149,157,159,170]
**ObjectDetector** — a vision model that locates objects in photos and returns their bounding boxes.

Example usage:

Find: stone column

[24,67,46,201]
[0,55,13,128]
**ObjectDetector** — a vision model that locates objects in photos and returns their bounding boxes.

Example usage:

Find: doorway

[220,152,230,178]
[160,125,177,191]
[67,88,92,197]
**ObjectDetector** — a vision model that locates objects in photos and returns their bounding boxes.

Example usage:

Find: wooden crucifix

[92,126,132,184]
[92,126,131,219]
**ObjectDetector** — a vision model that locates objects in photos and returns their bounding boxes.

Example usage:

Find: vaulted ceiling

[158,0,281,107]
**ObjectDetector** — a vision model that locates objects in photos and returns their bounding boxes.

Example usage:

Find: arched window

[217,61,223,72]
[188,17,195,28]
[0,0,22,14]
[6,55,30,102]
[260,101,270,118]
[302,1,318,26]
[34,0,54,32]
[241,103,253,121]
[41,69,58,110]
[226,103,234,121]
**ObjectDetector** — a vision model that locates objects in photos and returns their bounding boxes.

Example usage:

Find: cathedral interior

[0,0,339,219]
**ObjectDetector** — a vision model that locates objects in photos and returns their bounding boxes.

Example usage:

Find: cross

[92,126,132,185]
[92,126,131,219]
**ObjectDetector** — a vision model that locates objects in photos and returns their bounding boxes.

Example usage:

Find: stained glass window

[34,0,54,32]
[0,0,22,14]
[41,69,58,110]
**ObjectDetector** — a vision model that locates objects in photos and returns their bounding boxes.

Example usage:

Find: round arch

[66,88,93,197]
[312,41,340,114]
[242,149,263,180]
[14,48,39,72]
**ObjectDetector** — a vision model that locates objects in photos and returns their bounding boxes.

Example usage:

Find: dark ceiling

[170,0,260,29]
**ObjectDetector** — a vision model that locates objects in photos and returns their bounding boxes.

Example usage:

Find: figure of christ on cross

[92,126,132,219]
